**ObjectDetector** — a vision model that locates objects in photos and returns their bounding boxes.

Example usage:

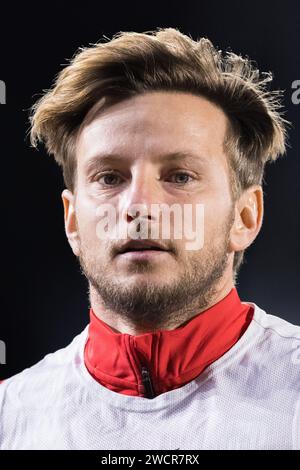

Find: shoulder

[251,302,300,353]
[225,302,300,396]
[242,302,300,400]
[0,325,88,410]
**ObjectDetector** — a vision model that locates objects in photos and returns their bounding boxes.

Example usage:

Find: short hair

[29,27,290,277]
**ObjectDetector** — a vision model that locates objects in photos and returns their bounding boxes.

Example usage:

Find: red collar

[84,288,254,398]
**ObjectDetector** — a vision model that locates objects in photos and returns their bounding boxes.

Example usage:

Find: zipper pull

[141,366,155,399]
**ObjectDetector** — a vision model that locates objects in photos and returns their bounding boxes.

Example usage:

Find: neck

[84,283,253,398]
[89,276,234,335]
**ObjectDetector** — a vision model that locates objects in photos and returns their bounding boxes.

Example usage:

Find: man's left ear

[229,185,264,253]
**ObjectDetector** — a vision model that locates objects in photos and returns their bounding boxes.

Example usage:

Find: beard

[77,209,234,331]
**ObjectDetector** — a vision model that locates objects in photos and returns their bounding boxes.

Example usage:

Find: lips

[117,239,169,254]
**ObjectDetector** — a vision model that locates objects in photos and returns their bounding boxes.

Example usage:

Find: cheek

[76,196,122,251]
[75,195,100,242]
[202,195,233,242]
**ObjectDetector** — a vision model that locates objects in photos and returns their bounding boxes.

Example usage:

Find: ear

[229,185,264,253]
[61,189,80,256]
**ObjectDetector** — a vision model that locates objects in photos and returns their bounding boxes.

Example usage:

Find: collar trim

[84,288,254,397]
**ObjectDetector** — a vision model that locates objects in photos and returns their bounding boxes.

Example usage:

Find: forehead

[76,91,229,167]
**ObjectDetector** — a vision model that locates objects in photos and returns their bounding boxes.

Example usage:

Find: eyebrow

[84,151,207,173]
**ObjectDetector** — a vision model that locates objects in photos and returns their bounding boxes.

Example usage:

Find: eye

[167,171,195,185]
[97,171,123,186]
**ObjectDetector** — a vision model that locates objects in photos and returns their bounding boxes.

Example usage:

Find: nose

[120,165,162,223]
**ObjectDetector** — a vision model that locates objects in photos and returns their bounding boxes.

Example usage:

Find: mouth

[117,240,171,256]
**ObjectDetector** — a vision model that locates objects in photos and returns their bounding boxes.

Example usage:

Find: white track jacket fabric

[1,301,300,450]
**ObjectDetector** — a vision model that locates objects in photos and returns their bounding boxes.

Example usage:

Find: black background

[0,0,299,380]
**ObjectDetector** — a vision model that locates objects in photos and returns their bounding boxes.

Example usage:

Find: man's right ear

[61,189,80,256]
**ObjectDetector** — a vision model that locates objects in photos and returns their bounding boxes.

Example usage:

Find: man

[0,27,299,450]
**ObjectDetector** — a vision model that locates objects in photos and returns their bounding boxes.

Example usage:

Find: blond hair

[29,27,290,276]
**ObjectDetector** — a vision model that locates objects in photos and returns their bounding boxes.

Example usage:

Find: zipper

[141,366,155,399]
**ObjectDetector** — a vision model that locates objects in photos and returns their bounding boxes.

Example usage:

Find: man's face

[66,92,236,330]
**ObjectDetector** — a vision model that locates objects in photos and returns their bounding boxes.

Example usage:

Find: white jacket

[1,301,300,450]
